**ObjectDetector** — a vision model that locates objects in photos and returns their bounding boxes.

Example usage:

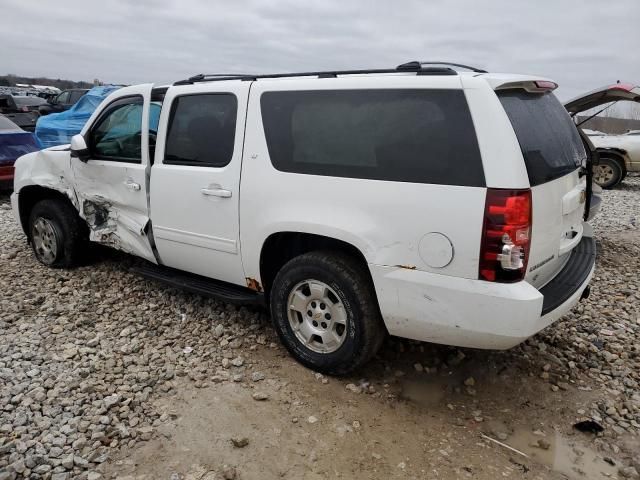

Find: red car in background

[0,114,41,190]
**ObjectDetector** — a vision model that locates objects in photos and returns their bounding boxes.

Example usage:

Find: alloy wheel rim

[32,217,58,264]
[594,165,614,184]
[287,279,348,354]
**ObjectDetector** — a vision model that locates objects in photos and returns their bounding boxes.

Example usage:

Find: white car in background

[565,83,640,188]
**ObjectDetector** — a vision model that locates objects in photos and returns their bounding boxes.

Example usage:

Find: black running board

[131,262,264,305]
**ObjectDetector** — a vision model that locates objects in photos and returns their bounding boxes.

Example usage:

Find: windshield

[498,90,586,186]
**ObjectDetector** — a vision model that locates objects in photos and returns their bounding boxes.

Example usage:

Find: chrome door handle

[124,180,141,191]
[201,187,232,198]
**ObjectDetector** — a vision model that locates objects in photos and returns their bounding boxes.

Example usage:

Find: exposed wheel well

[17,186,80,241]
[259,232,370,298]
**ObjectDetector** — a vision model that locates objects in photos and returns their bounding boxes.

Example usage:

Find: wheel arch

[258,231,372,299]
[17,185,80,240]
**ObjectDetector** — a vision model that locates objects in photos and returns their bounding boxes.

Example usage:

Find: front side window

[164,93,237,167]
[260,89,484,186]
[90,97,143,161]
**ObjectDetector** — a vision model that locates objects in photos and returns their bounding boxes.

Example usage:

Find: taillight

[479,189,532,282]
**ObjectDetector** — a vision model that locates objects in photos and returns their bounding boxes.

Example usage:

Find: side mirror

[70,135,90,162]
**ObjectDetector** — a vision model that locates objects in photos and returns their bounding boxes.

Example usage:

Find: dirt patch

[103,346,618,480]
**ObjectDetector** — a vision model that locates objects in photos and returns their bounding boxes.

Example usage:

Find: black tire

[270,251,386,375]
[28,199,86,268]
[593,157,623,189]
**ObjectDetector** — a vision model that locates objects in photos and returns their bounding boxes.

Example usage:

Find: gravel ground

[526,177,640,432]
[1,176,639,480]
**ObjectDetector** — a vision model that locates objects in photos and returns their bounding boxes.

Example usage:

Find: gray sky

[1,0,639,100]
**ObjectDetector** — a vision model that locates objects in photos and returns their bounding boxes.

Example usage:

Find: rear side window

[260,89,484,186]
[498,90,586,186]
[164,94,237,167]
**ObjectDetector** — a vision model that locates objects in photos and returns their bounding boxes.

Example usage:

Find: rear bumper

[540,236,596,315]
[370,235,596,350]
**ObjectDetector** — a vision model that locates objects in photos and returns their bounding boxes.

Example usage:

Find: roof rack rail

[173,63,458,85]
[174,73,255,86]
[397,61,487,73]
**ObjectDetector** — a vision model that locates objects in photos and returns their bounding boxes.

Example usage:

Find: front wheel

[270,251,386,375]
[593,158,623,189]
[29,199,86,268]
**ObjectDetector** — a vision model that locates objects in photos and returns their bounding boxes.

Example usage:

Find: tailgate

[497,89,588,289]
[528,171,586,287]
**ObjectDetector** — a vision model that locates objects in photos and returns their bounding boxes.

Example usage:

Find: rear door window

[164,94,237,167]
[498,90,586,186]
[260,89,485,186]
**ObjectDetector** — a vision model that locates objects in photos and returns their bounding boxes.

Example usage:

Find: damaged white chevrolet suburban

[11,62,597,374]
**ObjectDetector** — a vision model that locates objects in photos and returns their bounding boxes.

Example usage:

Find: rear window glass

[260,89,484,186]
[0,115,19,130]
[0,132,40,163]
[498,90,586,186]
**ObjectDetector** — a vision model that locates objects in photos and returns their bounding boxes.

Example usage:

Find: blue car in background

[36,85,121,148]
[0,114,41,190]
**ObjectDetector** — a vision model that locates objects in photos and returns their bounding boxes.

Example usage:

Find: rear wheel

[593,157,623,189]
[28,199,86,268]
[270,251,386,375]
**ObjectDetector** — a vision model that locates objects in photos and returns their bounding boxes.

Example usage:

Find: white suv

[11,62,596,374]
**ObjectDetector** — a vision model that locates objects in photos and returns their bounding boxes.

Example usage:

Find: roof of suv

[171,61,557,94]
